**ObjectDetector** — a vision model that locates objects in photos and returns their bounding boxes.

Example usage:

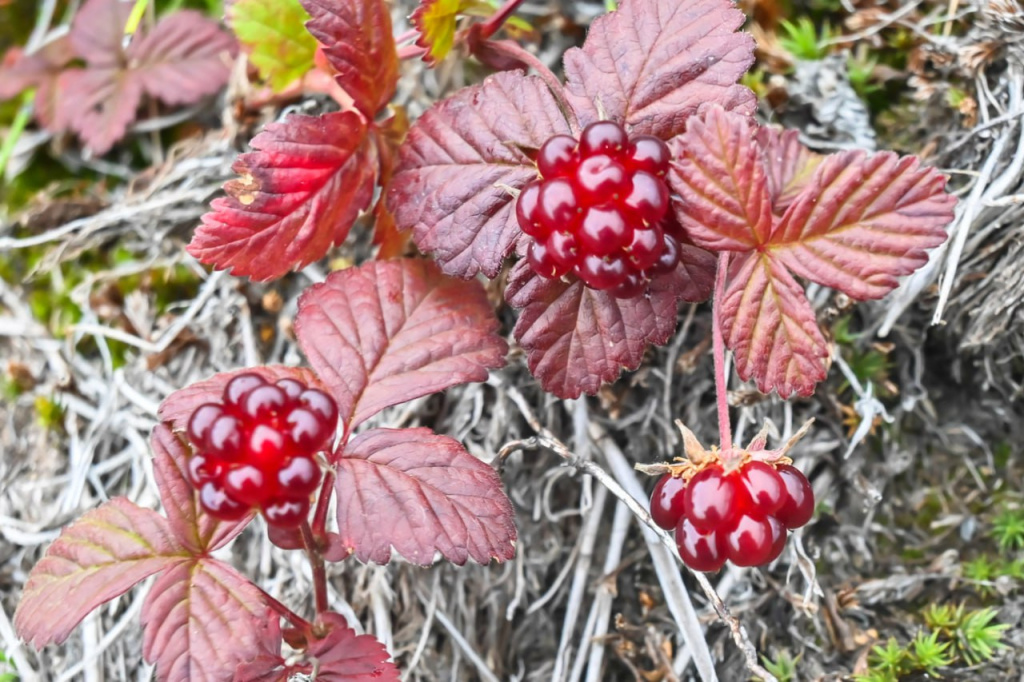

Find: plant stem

[302,520,330,616]
[258,586,311,631]
[712,252,732,451]
[0,91,33,182]
[477,0,528,40]
[311,469,335,537]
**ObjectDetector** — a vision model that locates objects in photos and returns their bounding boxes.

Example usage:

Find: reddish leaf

[301,0,399,118]
[335,427,517,565]
[505,253,714,398]
[754,126,823,212]
[0,38,75,130]
[60,67,145,155]
[668,105,771,252]
[190,112,376,280]
[141,558,273,682]
[769,150,956,300]
[126,10,237,106]
[158,366,322,433]
[151,424,255,554]
[307,613,399,681]
[233,615,290,681]
[69,0,133,65]
[294,259,507,431]
[562,0,755,140]
[387,70,572,278]
[14,498,185,648]
[719,253,828,398]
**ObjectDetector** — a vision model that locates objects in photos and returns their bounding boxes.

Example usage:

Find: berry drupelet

[516,120,681,298]
[185,373,339,528]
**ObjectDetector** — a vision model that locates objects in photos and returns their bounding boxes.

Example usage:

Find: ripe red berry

[775,464,814,529]
[722,512,776,567]
[579,121,628,157]
[650,474,687,531]
[184,373,336,529]
[537,135,578,178]
[676,518,726,572]
[515,121,674,298]
[739,461,786,516]
[683,465,739,533]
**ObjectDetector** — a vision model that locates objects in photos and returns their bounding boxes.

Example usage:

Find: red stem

[477,0,528,40]
[712,252,732,451]
[258,586,311,632]
[311,469,335,538]
[302,519,329,616]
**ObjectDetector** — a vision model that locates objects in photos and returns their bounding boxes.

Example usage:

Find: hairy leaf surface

[14,498,185,647]
[334,428,516,565]
[189,111,376,280]
[387,70,571,278]
[230,0,316,90]
[141,559,272,682]
[295,259,507,431]
[158,366,322,433]
[754,126,822,212]
[151,424,255,554]
[669,105,771,251]
[719,254,827,398]
[769,150,955,300]
[306,613,399,681]
[563,0,755,139]
[506,252,714,398]
[302,0,398,117]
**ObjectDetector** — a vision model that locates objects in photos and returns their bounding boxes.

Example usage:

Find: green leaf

[230,0,317,91]
[958,607,1009,665]
[909,630,953,676]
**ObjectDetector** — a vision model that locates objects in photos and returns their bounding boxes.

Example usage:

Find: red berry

[287,408,327,451]
[676,518,726,572]
[574,254,628,290]
[278,456,321,496]
[625,225,664,271]
[187,403,223,448]
[775,464,814,529]
[579,121,628,157]
[249,423,288,463]
[224,463,271,507]
[537,135,578,178]
[610,271,645,298]
[739,461,786,516]
[683,465,739,533]
[242,384,288,419]
[207,414,243,459]
[624,171,669,224]
[766,515,787,563]
[537,178,580,232]
[262,497,310,528]
[299,389,339,431]
[516,183,544,238]
[627,135,671,176]
[224,373,266,407]
[650,474,687,531]
[575,155,630,202]
[187,452,224,486]
[546,230,579,269]
[527,240,571,279]
[199,481,248,521]
[722,512,776,567]
[275,378,306,402]
[578,206,631,256]
[650,234,680,274]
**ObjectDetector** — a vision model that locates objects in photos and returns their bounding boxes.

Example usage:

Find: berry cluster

[516,120,681,297]
[185,373,338,528]
[650,462,814,572]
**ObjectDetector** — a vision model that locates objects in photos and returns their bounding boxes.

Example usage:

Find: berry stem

[257,585,312,632]
[476,0,528,40]
[712,251,732,452]
[301,519,330,616]
[310,469,335,538]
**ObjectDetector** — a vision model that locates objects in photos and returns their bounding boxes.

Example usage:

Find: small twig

[433,609,501,682]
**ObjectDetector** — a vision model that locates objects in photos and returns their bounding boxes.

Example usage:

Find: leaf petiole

[301,520,329,616]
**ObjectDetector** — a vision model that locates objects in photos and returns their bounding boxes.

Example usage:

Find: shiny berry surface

[515,120,673,296]
[682,465,739,533]
[676,518,726,572]
[184,373,337,529]
[722,513,776,567]
[650,475,687,531]
[775,464,814,529]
